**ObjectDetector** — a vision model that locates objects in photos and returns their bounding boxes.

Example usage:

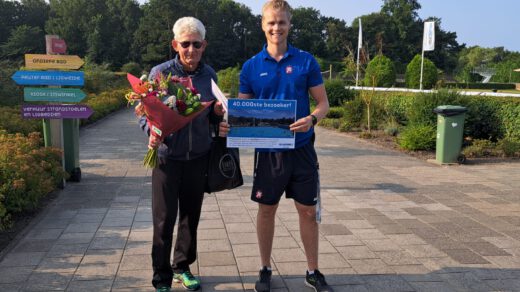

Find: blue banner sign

[12,70,84,86]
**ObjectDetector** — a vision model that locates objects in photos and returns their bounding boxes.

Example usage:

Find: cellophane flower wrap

[126,73,213,168]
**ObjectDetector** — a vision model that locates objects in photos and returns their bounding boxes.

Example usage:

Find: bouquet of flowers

[125,73,213,168]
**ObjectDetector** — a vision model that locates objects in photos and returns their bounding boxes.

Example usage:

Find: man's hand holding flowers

[125,73,214,168]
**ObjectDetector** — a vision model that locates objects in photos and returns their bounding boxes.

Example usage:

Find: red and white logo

[256,190,263,199]
[285,66,293,74]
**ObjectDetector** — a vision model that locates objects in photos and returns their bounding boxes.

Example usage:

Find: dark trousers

[151,153,208,288]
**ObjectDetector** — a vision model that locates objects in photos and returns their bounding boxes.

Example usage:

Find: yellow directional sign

[25,54,84,70]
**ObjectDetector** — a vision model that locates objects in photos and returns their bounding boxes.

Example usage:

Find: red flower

[176,100,187,113]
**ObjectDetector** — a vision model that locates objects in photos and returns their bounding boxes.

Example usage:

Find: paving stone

[73,263,118,281]
[23,271,73,291]
[112,269,149,289]
[337,245,378,260]
[0,266,34,283]
[198,239,232,252]
[198,251,236,267]
[3,110,520,291]
[362,274,415,292]
[0,251,45,267]
[67,279,113,291]
[347,259,394,274]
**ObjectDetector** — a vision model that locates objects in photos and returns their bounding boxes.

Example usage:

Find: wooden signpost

[25,54,84,70]
[24,88,86,103]
[13,35,88,182]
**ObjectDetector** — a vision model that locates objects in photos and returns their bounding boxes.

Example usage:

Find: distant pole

[420,21,435,91]
[329,64,332,80]
[420,48,425,90]
[356,18,362,87]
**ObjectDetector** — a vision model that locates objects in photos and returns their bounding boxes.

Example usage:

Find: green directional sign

[24,87,86,103]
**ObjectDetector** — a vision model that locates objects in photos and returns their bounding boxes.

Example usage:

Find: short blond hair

[172,17,206,40]
[262,0,292,21]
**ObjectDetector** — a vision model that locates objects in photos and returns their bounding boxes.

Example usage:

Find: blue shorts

[251,142,319,206]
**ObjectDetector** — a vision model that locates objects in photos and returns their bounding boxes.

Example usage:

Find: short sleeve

[239,60,253,95]
[307,56,323,89]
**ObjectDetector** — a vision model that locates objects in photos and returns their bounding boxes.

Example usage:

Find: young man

[219,1,331,291]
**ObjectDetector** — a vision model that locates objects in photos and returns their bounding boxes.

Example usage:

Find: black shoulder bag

[205,125,243,193]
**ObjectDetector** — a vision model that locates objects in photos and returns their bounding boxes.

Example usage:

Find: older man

[140,17,222,292]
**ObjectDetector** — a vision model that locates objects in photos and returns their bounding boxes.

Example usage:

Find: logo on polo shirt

[260,72,268,77]
[285,66,293,74]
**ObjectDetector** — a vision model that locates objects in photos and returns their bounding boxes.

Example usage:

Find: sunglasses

[179,41,203,49]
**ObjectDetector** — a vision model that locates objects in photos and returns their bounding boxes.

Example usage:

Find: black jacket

[139,56,220,161]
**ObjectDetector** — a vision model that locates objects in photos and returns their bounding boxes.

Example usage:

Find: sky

[227,0,520,52]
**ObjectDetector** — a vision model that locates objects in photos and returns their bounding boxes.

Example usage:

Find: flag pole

[355,18,362,87]
[420,47,425,90]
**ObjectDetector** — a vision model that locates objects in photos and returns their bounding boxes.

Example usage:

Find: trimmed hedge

[324,79,355,106]
[328,89,520,156]
[444,82,516,90]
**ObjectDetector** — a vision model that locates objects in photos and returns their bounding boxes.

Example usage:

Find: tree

[322,17,352,60]
[0,25,45,59]
[0,0,24,45]
[405,54,438,89]
[290,7,326,57]
[381,0,422,69]
[47,0,141,67]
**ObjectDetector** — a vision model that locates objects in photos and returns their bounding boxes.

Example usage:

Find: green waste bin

[433,105,467,164]
[63,118,81,181]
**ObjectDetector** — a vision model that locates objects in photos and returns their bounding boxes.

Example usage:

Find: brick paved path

[1,108,519,291]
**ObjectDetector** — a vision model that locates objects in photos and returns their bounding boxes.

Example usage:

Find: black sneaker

[254,266,272,292]
[305,270,334,292]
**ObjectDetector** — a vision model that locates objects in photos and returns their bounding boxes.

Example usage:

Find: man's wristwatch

[310,114,318,126]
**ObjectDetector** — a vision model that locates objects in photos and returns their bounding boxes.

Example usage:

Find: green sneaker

[156,287,171,292]
[173,271,201,291]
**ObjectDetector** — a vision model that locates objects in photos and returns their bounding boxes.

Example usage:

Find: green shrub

[500,101,520,140]
[319,118,341,129]
[84,61,123,94]
[406,89,461,127]
[497,138,520,157]
[325,79,355,106]
[374,92,415,125]
[326,107,344,119]
[0,131,67,229]
[405,54,438,89]
[217,65,240,97]
[383,118,400,136]
[81,89,128,125]
[343,97,365,129]
[463,96,503,140]
[462,139,496,157]
[0,106,41,135]
[121,62,143,77]
[364,55,396,87]
[398,124,436,151]
[0,60,23,106]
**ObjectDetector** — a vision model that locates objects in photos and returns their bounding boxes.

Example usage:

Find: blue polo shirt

[239,44,323,150]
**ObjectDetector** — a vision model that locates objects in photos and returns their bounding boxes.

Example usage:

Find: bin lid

[433,105,467,116]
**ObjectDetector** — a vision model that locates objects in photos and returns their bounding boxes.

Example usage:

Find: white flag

[423,21,435,51]
[358,19,363,49]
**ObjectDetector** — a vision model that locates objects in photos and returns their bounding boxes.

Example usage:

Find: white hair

[172,17,206,40]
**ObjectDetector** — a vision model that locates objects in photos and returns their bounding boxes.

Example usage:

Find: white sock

[261,266,272,271]
[308,270,315,275]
